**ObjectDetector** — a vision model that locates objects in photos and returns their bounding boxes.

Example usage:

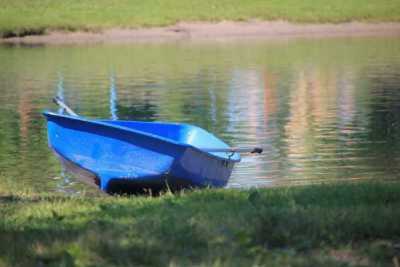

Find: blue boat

[43,98,261,194]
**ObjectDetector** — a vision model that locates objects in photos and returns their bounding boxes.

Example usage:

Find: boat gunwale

[43,111,241,162]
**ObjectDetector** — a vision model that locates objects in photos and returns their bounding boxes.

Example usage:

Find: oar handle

[250,147,263,154]
[53,96,78,117]
[202,147,263,154]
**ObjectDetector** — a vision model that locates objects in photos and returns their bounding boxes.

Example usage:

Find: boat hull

[44,112,238,193]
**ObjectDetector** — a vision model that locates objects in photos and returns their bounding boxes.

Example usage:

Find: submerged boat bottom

[56,152,203,195]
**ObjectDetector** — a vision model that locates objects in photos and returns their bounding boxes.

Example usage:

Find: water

[0,37,400,193]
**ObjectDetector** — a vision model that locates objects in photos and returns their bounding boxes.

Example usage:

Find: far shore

[1,21,400,45]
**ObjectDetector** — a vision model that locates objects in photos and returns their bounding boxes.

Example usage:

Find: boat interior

[101,120,229,150]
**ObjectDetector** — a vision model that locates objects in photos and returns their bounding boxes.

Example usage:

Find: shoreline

[1,21,400,45]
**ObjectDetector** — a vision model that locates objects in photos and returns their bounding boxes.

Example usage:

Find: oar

[202,147,263,154]
[52,96,78,117]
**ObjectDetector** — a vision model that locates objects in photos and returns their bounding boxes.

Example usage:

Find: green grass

[1,181,400,266]
[0,0,400,37]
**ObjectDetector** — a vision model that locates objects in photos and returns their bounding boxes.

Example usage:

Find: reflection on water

[0,37,400,193]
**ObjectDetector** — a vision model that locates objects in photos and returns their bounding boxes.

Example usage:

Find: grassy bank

[1,181,400,266]
[1,0,400,38]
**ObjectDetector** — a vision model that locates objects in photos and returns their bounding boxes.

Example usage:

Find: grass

[0,0,400,38]
[1,181,400,266]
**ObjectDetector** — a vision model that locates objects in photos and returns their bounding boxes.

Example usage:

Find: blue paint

[43,111,240,193]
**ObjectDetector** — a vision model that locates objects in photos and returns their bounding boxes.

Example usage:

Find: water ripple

[1,38,400,192]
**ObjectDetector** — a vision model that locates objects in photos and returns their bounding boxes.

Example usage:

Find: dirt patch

[1,21,400,45]
[329,249,370,266]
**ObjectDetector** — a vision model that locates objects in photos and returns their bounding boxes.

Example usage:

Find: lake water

[0,36,400,193]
